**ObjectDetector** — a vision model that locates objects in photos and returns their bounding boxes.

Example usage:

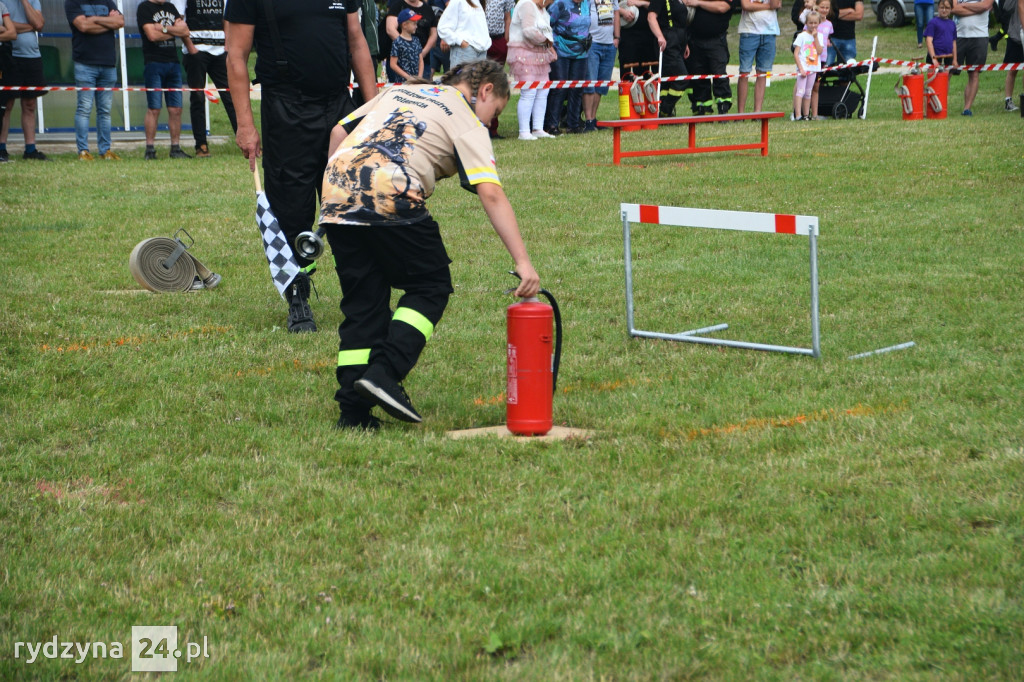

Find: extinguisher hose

[538,288,562,393]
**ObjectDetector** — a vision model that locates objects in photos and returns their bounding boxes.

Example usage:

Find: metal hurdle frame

[622,203,821,358]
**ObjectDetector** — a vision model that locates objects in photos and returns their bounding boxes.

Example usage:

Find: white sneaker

[1005,97,1019,112]
[518,132,538,140]
[532,129,554,138]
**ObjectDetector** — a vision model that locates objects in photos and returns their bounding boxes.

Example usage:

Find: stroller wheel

[833,102,849,120]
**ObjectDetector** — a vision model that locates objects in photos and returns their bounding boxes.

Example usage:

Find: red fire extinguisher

[506,272,562,436]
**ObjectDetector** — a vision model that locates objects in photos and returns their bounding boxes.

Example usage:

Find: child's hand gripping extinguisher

[505,271,562,436]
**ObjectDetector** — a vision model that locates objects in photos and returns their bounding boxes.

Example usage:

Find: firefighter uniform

[647,0,691,116]
[684,0,739,114]
[320,84,502,419]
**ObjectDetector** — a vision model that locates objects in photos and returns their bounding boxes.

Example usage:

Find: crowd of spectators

[0,0,1020,161]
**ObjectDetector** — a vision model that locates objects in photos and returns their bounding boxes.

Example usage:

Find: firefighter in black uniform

[647,0,691,117]
[684,0,739,115]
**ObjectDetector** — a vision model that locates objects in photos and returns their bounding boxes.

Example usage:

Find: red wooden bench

[595,112,786,166]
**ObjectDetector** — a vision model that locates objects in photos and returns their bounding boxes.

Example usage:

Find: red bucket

[925,71,948,120]
[899,73,924,121]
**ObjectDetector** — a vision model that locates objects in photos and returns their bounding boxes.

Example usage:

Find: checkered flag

[255,187,301,299]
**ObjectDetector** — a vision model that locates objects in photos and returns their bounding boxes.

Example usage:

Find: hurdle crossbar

[622,203,821,358]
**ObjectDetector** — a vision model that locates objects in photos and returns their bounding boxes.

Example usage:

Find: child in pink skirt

[507,0,558,140]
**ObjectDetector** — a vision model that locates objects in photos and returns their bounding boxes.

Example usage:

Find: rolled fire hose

[129,229,221,293]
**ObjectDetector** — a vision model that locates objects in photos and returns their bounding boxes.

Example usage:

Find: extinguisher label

[507,343,518,405]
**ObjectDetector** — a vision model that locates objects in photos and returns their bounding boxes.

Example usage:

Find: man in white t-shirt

[953,0,993,115]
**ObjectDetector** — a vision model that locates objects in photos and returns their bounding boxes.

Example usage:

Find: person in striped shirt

[319,60,541,430]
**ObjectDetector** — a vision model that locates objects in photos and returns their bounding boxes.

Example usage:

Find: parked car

[872,0,912,27]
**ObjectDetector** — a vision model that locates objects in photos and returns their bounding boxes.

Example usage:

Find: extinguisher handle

[538,288,562,394]
[508,270,562,395]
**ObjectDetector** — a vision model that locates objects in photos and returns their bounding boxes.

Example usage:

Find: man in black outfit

[225,0,378,333]
[178,0,236,157]
[647,0,691,117]
[684,0,738,115]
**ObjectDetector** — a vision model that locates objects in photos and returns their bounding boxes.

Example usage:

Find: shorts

[4,56,47,100]
[144,61,183,109]
[1005,38,1023,64]
[738,33,777,74]
[956,37,987,66]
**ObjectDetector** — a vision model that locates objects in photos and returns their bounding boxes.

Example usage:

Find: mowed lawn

[1,41,1023,680]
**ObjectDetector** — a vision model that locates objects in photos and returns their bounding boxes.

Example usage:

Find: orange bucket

[900,73,924,121]
[925,71,948,120]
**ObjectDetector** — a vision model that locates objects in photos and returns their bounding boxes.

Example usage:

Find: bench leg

[613,128,621,165]
[761,119,769,156]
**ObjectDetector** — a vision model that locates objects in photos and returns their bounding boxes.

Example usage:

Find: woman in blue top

[543,0,591,134]
[914,0,934,47]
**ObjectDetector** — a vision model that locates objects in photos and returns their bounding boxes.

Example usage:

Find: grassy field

[2,27,1023,680]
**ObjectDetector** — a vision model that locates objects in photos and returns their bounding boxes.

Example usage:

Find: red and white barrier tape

[3,60,1022,93]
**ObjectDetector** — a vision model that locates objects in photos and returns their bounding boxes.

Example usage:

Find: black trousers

[261,87,354,270]
[661,26,689,94]
[685,35,732,110]
[182,51,237,147]
[325,218,454,414]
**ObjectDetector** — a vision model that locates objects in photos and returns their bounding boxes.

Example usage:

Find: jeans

[73,62,117,154]
[544,55,587,131]
[144,61,183,110]
[829,37,857,66]
[584,42,617,95]
[738,33,777,74]
[914,3,934,45]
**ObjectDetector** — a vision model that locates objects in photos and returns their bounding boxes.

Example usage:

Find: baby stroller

[816,43,876,119]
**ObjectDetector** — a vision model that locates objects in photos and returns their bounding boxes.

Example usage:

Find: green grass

[1,65,1023,680]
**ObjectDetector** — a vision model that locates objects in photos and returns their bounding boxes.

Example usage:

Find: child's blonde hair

[804,10,821,24]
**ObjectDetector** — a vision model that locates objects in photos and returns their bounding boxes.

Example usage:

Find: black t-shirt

[688,0,739,38]
[224,0,358,96]
[832,0,858,39]
[65,0,119,67]
[136,0,182,63]
[386,0,437,49]
[648,0,689,31]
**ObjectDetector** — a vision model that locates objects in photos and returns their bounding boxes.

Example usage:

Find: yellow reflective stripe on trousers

[393,307,434,341]
[337,349,371,366]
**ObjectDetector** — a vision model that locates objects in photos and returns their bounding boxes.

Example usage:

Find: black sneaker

[336,412,382,431]
[144,149,157,160]
[22,150,49,161]
[354,364,422,423]
[286,272,317,333]
[0,149,9,163]
[169,147,192,159]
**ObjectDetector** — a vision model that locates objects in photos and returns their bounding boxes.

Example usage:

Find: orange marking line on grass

[39,325,233,353]
[235,358,334,377]
[681,403,907,440]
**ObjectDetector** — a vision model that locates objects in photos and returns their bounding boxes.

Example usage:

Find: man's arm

[837,0,863,20]
[646,10,666,50]
[0,14,16,41]
[18,0,43,31]
[685,0,731,12]
[952,0,992,14]
[167,16,190,38]
[224,19,260,171]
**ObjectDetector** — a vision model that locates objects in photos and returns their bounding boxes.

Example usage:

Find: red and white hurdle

[622,203,821,358]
